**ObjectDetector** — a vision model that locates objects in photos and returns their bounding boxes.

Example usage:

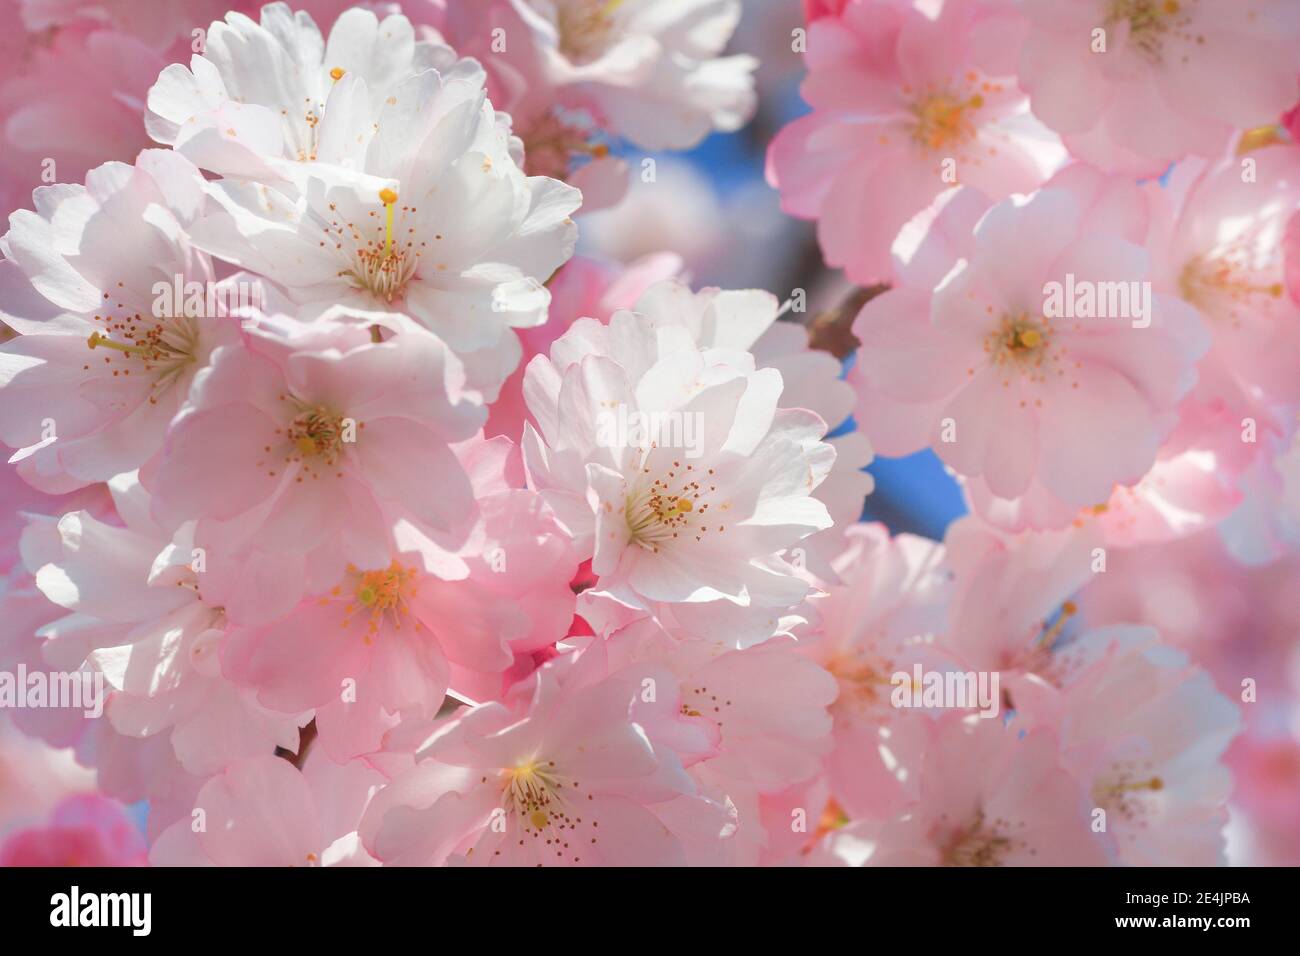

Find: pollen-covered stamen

[84,306,201,403]
[336,560,420,642]
[286,87,331,161]
[327,190,424,303]
[982,312,1062,388]
[329,66,345,81]
[679,683,734,725]
[1010,600,1082,688]
[1106,0,1193,63]
[910,91,984,151]
[555,0,626,63]
[492,759,601,863]
[1093,761,1165,823]
[267,396,360,481]
[1178,252,1285,327]
[624,457,721,553]
[939,809,1026,866]
[1237,124,1285,154]
[824,653,901,714]
[286,406,345,459]
[1036,600,1077,650]
[504,761,565,829]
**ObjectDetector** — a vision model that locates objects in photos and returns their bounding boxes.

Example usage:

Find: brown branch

[806,283,890,359]
[275,718,317,770]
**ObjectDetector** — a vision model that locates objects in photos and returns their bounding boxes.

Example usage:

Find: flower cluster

[0,0,1296,868]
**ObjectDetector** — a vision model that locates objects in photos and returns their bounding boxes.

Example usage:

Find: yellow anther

[87,331,150,356]
[329,67,345,81]
[1237,125,1284,154]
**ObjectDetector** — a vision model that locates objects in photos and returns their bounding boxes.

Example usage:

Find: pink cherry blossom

[0,26,163,223]
[852,171,1208,511]
[26,472,306,780]
[768,0,1065,283]
[145,4,458,180]
[1014,625,1241,865]
[485,252,684,441]
[0,793,147,866]
[22,0,240,49]
[522,281,836,645]
[359,640,733,866]
[185,119,580,399]
[1285,208,1300,305]
[145,307,484,624]
[441,0,757,160]
[1018,0,1300,175]
[815,714,1112,865]
[798,522,953,818]
[219,437,578,760]
[0,0,1285,873]
[963,393,1246,544]
[0,150,240,493]
[150,751,385,865]
[1145,149,1300,415]
[0,713,95,839]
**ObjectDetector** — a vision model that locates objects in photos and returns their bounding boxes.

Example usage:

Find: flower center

[85,306,200,403]
[337,560,420,641]
[825,653,898,714]
[910,92,983,151]
[1106,0,1190,62]
[503,760,568,831]
[624,460,721,553]
[326,189,425,304]
[1178,254,1284,322]
[554,0,625,63]
[983,313,1057,385]
[1092,764,1164,823]
[939,810,1021,866]
[285,405,346,460]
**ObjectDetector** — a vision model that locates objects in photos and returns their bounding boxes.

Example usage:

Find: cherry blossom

[522,282,836,645]
[1018,0,1300,175]
[0,0,1287,872]
[768,0,1065,283]
[360,640,735,865]
[0,150,238,493]
[0,793,148,866]
[852,170,1208,511]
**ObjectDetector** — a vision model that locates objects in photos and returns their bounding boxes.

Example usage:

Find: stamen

[339,560,420,642]
[87,331,152,357]
[911,93,984,151]
[1237,125,1284,154]
[378,187,398,258]
[1037,600,1077,649]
